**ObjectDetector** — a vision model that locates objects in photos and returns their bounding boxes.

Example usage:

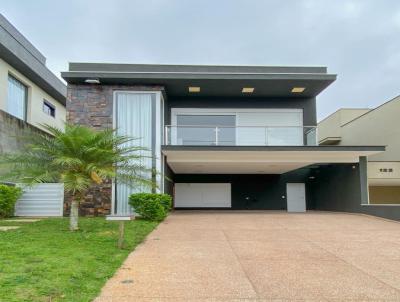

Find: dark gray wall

[173,168,313,210]
[163,160,174,196]
[311,164,362,212]
[311,163,400,221]
[165,96,317,126]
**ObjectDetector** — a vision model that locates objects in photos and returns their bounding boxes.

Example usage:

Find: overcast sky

[2,0,400,120]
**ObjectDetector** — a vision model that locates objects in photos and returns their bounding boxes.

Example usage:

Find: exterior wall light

[188,86,200,92]
[85,78,100,84]
[242,87,254,93]
[291,87,305,93]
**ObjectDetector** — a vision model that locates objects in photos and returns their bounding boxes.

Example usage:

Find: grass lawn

[0,217,159,302]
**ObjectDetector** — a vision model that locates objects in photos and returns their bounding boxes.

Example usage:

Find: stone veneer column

[65,84,164,216]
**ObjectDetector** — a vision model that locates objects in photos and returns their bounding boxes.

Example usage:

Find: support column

[359,156,369,205]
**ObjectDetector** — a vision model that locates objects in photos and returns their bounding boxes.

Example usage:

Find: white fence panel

[15,183,64,217]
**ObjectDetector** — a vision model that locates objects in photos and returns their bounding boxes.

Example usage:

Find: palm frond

[0,123,159,195]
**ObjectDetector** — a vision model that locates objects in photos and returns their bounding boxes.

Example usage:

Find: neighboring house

[61,63,400,220]
[0,14,66,143]
[318,95,400,205]
[0,14,66,216]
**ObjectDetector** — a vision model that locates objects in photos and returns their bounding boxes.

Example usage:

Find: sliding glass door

[171,108,305,146]
[176,114,236,145]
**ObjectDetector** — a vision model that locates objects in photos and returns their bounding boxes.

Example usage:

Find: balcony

[164,125,318,146]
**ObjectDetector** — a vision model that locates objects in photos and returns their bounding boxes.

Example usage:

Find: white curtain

[115,92,153,215]
[7,76,27,120]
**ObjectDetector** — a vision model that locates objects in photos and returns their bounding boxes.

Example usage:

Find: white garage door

[175,183,231,208]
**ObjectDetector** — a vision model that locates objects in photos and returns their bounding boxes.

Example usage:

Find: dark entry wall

[310,163,400,221]
[173,168,313,210]
[310,164,362,212]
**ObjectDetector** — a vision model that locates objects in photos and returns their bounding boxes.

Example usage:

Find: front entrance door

[286,183,306,212]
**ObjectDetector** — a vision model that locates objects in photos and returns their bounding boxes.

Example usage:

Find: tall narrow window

[114,92,154,215]
[7,75,27,120]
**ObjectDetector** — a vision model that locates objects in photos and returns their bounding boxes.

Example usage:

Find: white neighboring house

[318,95,400,204]
[0,14,66,216]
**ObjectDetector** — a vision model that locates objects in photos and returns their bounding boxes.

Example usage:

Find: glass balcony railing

[164,125,317,146]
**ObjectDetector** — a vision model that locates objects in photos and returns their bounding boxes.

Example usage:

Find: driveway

[95,211,400,301]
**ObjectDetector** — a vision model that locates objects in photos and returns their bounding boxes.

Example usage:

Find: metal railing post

[215,126,219,145]
[164,126,168,145]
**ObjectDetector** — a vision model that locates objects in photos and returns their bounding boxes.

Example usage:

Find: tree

[0,124,155,231]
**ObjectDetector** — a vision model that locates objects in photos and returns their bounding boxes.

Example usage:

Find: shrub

[129,193,172,221]
[0,184,22,218]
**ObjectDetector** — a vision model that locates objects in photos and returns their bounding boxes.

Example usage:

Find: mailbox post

[106,215,134,249]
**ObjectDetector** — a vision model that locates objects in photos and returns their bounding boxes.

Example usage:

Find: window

[43,100,56,117]
[171,108,305,146]
[114,91,154,215]
[7,75,27,120]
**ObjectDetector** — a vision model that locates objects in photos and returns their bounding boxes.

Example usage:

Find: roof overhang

[162,145,385,174]
[62,63,337,98]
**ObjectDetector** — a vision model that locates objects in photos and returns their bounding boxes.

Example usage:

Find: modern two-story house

[62,63,399,220]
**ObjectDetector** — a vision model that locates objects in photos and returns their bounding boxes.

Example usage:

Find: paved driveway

[96,211,400,301]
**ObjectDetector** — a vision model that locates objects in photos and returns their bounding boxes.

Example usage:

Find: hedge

[129,193,172,221]
[0,184,22,218]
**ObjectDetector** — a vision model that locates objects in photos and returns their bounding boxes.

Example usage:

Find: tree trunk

[70,199,79,231]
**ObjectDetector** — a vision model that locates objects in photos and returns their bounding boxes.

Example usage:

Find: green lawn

[0,218,158,302]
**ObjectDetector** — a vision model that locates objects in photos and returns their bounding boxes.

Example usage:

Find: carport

[162,145,384,211]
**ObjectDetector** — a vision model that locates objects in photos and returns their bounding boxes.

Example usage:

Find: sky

[2,0,400,121]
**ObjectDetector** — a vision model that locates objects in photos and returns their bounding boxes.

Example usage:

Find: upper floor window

[7,75,27,120]
[43,100,56,117]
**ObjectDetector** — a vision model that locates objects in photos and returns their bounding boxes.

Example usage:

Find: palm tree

[0,124,155,231]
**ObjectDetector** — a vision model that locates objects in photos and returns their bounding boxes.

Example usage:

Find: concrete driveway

[95,211,400,301]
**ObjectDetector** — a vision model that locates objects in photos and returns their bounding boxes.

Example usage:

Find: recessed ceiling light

[242,87,254,93]
[291,87,305,93]
[85,78,100,84]
[188,86,200,93]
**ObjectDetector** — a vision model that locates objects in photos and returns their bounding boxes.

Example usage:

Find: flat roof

[0,14,66,104]
[62,63,337,98]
